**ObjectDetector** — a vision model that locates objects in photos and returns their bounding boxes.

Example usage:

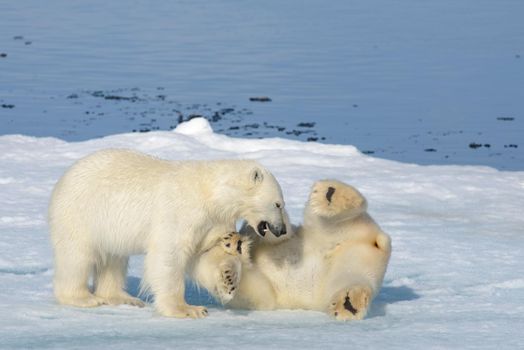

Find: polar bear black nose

[272,224,287,237]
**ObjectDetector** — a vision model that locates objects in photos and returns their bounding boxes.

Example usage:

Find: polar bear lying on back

[194,180,391,320]
[49,149,287,318]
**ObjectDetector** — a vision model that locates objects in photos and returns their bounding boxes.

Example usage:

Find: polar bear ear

[250,167,264,186]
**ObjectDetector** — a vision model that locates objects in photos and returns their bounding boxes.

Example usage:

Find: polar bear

[48,149,287,318]
[194,180,391,320]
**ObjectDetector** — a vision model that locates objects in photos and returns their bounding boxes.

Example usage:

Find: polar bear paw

[213,232,252,304]
[57,294,108,308]
[309,180,367,219]
[220,232,251,263]
[329,285,372,321]
[216,262,241,304]
[158,303,209,319]
[98,292,145,308]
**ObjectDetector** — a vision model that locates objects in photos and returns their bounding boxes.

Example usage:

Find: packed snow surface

[1,118,523,349]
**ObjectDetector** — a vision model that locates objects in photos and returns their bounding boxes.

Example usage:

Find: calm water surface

[1,0,523,169]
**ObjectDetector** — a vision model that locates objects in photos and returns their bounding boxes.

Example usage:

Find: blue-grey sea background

[1,0,523,170]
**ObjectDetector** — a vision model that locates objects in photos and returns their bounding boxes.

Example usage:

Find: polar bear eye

[275,202,282,208]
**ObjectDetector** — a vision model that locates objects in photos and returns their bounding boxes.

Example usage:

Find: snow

[1,118,523,349]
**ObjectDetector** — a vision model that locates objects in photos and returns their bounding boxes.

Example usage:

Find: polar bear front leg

[191,232,251,304]
[216,232,251,302]
[145,240,208,319]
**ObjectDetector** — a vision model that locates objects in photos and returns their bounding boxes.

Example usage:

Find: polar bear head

[236,165,289,241]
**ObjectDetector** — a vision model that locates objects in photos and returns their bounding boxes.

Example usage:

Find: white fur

[196,180,392,320]
[48,149,286,318]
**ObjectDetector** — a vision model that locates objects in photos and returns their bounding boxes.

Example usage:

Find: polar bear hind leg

[52,230,106,308]
[94,256,144,307]
[329,285,373,321]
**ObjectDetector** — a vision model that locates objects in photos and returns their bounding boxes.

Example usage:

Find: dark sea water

[1,0,523,170]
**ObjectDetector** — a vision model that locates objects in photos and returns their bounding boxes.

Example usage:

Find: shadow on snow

[127,276,420,320]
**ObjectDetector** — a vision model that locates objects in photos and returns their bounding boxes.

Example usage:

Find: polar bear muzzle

[257,221,287,238]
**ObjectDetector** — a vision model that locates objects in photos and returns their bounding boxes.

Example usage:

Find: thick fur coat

[49,149,286,318]
[195,180,391,320]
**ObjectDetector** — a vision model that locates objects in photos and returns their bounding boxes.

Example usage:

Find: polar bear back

[48,149,274,256]
[49,149,169,255]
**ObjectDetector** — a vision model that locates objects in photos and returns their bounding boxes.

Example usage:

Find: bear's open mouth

[256,221,270,237]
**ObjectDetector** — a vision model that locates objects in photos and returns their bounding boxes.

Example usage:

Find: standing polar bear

[49,149,287,318]
[194,180,391,320]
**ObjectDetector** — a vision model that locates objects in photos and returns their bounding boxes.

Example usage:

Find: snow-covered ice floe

[0,118,523,349]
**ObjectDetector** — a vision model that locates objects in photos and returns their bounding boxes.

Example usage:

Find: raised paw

[329,285,372,321]
[216,259,241,304]
[221,232,251,264]
[308,180,367,219]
